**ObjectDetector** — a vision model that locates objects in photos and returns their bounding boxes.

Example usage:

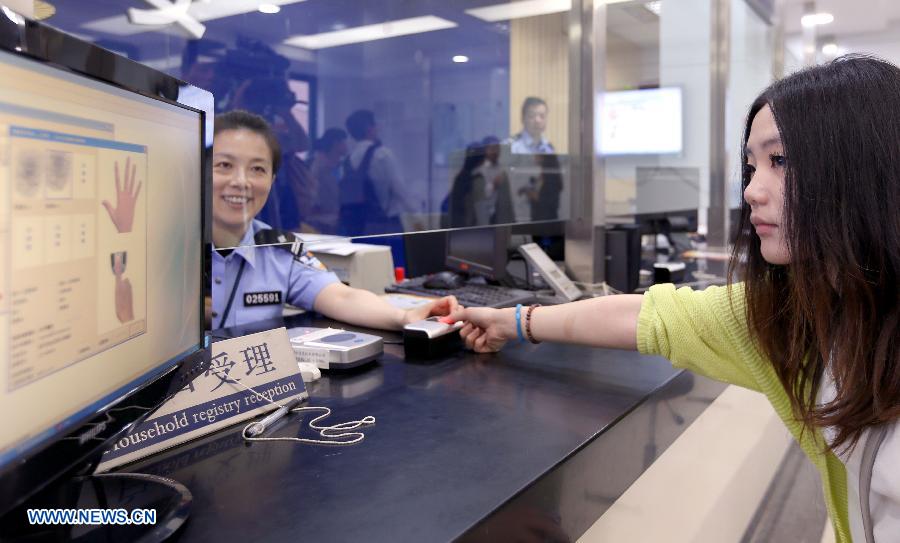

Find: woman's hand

[402,295,460,325]
[447,306,516,353]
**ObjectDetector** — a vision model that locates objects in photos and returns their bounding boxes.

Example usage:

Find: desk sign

[97,327,307,472]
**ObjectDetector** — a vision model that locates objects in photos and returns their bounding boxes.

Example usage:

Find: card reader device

[288,327,383,370]
[403,317,464,359]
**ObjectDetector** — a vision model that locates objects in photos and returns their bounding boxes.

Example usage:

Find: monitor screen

[596,87,683,155]
[445,226,509,280]
[0,47,204,470]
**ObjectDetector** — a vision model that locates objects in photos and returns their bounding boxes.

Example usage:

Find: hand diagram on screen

[102,157,142,233]
[111,251,134,323]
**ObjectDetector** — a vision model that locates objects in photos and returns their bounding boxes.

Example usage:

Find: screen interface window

[0,50,202,463]
[7,124,148,389]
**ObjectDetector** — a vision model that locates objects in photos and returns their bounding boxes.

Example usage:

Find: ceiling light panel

[284,16,457,50]
[466,0,572,22]
[465,0,631,22]
[800,12,834,28]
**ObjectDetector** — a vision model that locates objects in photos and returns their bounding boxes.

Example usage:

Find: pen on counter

[246,397,304,437]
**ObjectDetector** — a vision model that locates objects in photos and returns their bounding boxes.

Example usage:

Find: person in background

[340,109,421,236]
[519,153,562,221]
[219,41,311,232]
[446,142,486,228]
[449,56,900,543]
[509,97,554,154]
[303,128,348,234]
[209,110,457,329]
[476,136,515,225]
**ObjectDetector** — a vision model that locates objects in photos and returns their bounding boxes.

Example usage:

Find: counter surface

[127,313,726,542]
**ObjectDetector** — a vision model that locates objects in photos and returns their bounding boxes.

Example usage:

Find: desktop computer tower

[605,225,641,293]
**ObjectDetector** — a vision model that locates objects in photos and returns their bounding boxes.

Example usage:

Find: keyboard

[386,278,536,308]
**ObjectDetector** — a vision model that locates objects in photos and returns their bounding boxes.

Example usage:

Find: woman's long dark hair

[729,55,900,452]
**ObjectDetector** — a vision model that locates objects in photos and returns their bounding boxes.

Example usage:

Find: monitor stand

[2,472,191,542]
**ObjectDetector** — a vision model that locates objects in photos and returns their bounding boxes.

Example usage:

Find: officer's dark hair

[214,109,282,173]
[313,128,348,154]
[345,109,376,140]
[521,96,547,120]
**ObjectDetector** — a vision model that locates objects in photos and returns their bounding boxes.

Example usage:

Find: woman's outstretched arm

[447,294,644,353]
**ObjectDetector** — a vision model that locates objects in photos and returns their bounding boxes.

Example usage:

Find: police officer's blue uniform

[509,131,555,154]
[211,219,340,328]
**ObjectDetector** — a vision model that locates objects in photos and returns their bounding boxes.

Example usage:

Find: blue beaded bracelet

[515,304,526,343]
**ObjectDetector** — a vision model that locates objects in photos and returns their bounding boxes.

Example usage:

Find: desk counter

[126,314,726,542]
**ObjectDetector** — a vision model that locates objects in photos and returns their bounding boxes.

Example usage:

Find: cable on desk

[227,378,375,446]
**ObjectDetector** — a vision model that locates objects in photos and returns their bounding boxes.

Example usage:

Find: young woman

[448,56,900,542]
[210,110,457,329]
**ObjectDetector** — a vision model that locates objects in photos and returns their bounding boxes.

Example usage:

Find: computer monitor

[0,14,211,522]
[404,230,448,278]
[596,87,683,155]
[634,208,698,255]
[445,226,511,281]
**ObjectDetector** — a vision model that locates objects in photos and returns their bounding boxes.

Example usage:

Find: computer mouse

[423,271,464,290]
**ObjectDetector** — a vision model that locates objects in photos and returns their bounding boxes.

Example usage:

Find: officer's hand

[403,295,460,325]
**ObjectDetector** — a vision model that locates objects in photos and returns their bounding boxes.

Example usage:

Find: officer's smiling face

[212,128,275,245]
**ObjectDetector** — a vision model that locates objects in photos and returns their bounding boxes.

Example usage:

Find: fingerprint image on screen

[14,149,41,198]
[46,149,73,191]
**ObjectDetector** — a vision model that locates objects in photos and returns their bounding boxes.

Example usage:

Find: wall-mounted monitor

[596,87,683,155]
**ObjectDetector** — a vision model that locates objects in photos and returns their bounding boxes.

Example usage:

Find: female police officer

[210,110,457,329]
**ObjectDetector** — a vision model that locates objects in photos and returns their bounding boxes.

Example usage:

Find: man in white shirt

[509,97,555,154]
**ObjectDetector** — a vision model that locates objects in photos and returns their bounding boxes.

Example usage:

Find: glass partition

[602,0,778,248]
[602,0,705,234]
[48,1,582,246]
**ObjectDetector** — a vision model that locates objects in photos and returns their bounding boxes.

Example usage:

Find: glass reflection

[339,109,417,236]
[305,128,348,234]
[447,141,513,228]
[521,153,563,221]
[47,0,577,240]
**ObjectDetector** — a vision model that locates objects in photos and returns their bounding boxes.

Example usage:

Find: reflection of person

[476,136,515,225]
[446,143,485,228]
[202,39,312,233]
[509,97,554,154]
[339,109,421,235]
[518,153,562,221]
[449,57,900,542]
[232,76,312,232]
[210,110,457,329]
[111,252,133,323]
[304,128,348,233]
[102,157,141,233]
[445,139,516,228]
